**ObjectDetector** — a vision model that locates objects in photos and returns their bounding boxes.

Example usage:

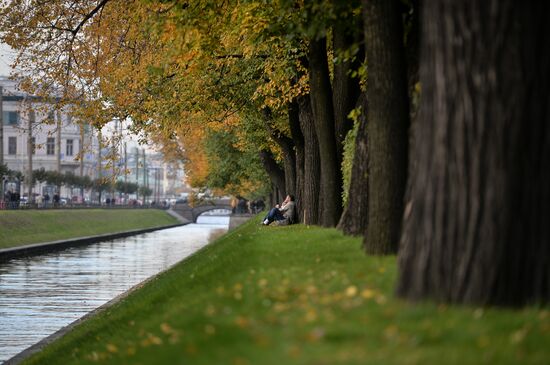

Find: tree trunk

[338,93,369,236]
[289,100,305,222]
[263,109,296,198]
[308,37,343,227]
[332,23,362,166]
[56,110,62,194]
[403,0,420,121]
[404,0,420,98]
[0,86,4,167]
[298,95,320,225]
[362,0,410,254]
[259,149,286,199]
[397,1,550,306]
[279,138,296,198]
[0,86,4,200]
[27,110,34,201]
[80,124,85,201]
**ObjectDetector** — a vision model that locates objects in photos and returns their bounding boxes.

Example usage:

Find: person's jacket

[280,201,296,223]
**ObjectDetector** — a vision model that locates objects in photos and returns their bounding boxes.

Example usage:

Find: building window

[66,139,73,156]
[46,137,55,155]
[8,137,16,155]
[2,111,20,125]
[31,137,36,155]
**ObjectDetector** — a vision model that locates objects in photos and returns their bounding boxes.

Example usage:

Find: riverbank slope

[0,209,179,249]
[21,217,549,365]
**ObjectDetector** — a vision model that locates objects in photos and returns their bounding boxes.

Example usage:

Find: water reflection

[0,218,228,363]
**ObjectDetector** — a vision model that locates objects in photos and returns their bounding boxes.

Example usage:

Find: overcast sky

[0,43,16,76]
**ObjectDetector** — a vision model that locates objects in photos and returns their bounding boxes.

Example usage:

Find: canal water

[0,214,230,363]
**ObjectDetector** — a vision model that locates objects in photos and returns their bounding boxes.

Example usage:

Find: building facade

[1,77,99,198]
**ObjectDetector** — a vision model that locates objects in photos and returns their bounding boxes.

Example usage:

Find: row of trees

[32,169,149,200]
[1,1,547,306]
[2,164,152,203]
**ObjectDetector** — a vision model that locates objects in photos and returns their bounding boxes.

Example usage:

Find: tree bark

[332,23,362,166]
[397,1,550,306]
[259,149,286,200]
[308,37,343,227]
[27,110,34,202]
[298,95,320,225]
[403,0,420,121]
[56,110,62,193]
[0,86,4,200]
[263,109,296,198]
[289,100,305,222]
[0,86,4,167]
[404,0,420,97]
[338,93,369,236]
[362,0,410,254]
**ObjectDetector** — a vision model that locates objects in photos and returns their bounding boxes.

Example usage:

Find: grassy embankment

[23,217,549,365]
[0,209,179,249]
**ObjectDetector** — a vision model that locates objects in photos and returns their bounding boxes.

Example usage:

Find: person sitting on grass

[262,194,296,226]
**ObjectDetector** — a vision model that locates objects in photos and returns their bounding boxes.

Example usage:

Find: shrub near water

[22,216,550,365]
[0,209,178,249]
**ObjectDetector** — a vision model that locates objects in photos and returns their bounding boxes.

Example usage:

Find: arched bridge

[171,198,233,223]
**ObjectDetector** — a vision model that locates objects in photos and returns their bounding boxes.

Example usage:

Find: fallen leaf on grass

[345,286,358,297]
[140,333,163,347]
[305,308,318,322]
[361,289,375,299]
[235,316,250,328]
[510,328,529,344]
[204,304,216,316]
[160,322,176,334]
[306,327,325,342]
[258,278,268,287]
[105,344,118,353]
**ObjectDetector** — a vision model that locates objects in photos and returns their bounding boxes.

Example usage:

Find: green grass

[23,217,549,365]
[0,209,179,249]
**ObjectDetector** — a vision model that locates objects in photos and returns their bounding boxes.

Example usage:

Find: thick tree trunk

[338,93,369,236]
[404,0,420,120]
[404,0,419,97]
[332,23,362,166]
[263,108,296,198]
[289,100,305,222]
[308,37,343,227]
[397,1,550,306]
[259,149,286,199]
[280,139,296,198]
[298,95,320,225]
[362,0,410,254]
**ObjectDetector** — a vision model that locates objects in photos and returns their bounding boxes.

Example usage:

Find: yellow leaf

[361,289,375,299]
[160,322,175,334]
[305,308,317,322]
[345,286,358,297]
[106,344,118,353]
[235,316,249,328]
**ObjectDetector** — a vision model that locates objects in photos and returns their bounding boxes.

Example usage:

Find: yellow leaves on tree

[181,126,209,188]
